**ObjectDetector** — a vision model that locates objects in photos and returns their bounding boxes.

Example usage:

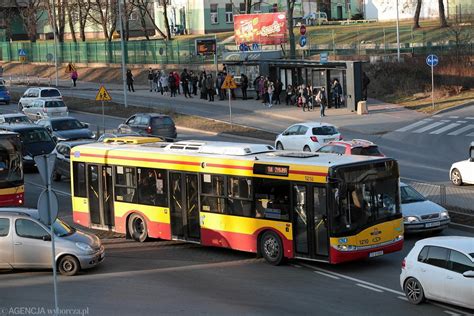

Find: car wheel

[303,145,311,152]
[450,169,463,186]
[276,142,284,150]
[5,101,9,105]
[404,277,425,305]
[260,231,284,265]
[58,255,80,276]
[128,213,148,242]
[18,103,23,111]
[52,171,62,182]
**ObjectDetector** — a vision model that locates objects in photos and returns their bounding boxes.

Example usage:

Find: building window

[129,12,138,21]
[253,3,261,13]
[225,3,233,23]
[210,4,219,24]
[239,3,246,13]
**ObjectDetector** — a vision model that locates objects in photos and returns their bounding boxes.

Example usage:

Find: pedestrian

[174,71,181,95]
[147,68,154,92]
[159,73,168,96]
[259,77,267,105]
[362,72,370,101]
[199,71,207,99]
[240,73,248,100]
[205,74,215,101]
[266,80,274,108]
[273,79,283,105]
[319,87,327,117]
[190,71,198,96]
[217,73,225,100]
[71,70,78,87]
[253,76,261,100]
[153,70,160,92]
[331,78,342,108]
[181,68,192,98]
[126,69,135,92]
[169,72,177,97]
[285,85,293,106]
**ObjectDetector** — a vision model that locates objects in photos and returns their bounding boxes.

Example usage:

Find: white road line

[299,263,405,296]
[456,121,467,123]
[448,124,474,136]
[429,123,461,134]
[397,296,408,301]
[412,122,445,133]
[430,302,470,315]
[292,264,302,268]
[432,115,443,118]
[448,116,459,119]
[443,311,461,316]
[25,180,71,196]
[315,271,340,280]
[466,117,474,120]
[356,283,383,293]
[395,119,433,132]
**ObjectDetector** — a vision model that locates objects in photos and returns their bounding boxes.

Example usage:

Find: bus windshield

[330,160,400,236]
[0,136,23,183]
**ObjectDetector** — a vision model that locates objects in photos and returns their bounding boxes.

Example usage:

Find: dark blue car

[0,85,11,105]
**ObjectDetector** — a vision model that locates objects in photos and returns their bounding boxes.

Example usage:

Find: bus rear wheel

[128,213,148,242]
[260,231,284,265]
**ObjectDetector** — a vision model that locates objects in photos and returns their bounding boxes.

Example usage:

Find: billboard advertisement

[195,38,217,55]
[234,13,287,45]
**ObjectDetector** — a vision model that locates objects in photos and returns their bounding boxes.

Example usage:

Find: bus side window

[227,177,254,217]
[200,174,227,214]
[73,162,87,197]
[254,178,290,221]
[114,166,137,203]
[137,168,168,207]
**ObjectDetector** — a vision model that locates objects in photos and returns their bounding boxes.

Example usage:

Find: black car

[52,139,95,181]
[0,124,56,167]
[36,117,95,141]
[118,113,177,140]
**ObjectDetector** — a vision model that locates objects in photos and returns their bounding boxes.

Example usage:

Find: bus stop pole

[431,63,435,110]
[214,34,218,77]
[228,88,232,126]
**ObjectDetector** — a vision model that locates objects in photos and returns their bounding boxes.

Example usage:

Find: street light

[51,0,59,86]
[118,0,128,108]
[395,0,401,62]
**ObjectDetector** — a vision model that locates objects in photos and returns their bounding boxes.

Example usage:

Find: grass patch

[10,91,277,141]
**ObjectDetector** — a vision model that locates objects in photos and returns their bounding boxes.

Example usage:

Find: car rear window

[0,86,7,91]
[351,146,382,156]
[312,126,338,136]
[40,89,61,98]
[152,117,174,127]
[45,100,66,108]
[318,145,345,155]
[5,116,29,124]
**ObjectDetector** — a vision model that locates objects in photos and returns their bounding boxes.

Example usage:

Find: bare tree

[159,0,172,40]
[65,0,77,42]
[45,0,67,42]
[130,0,167,39]
[438,0,448,27]
[286,0,296,59]
[89,0,117,41]
[1,3,19,41]
[413,0,422,29]
[68,0,91,41]
[15,0,45,42]
[245,0,252,14]
[414,0,448,29]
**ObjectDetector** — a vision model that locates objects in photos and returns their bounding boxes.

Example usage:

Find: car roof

[0,113,27,118]
[57,139,95,147]
[27,87,60,91]
[44,117,77,122]
[0,123,46,131]
[132,113,171,118]
[415,236,474,257]
[0,207,39,220]
[299,122,336,128]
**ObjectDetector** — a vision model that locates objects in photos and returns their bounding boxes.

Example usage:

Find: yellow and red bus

[71,138,403,264]
[0,131,23,206]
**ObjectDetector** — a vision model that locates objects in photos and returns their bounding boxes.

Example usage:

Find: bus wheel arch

[127,212,148,242]
[258,230,285,265]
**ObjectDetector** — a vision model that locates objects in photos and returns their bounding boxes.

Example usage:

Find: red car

[316,139,385,157]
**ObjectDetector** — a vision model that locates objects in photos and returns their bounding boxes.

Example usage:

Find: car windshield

[4,116,30,124]
[40,89,61,98]
[51,218,75,237]
[351,146,382,156]
[19,129,53,144]
[45,101,65,108]
[52,119,83,131]
[400,185,426,203]
[312,126,338,135]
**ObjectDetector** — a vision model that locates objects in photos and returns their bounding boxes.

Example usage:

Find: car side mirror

[283,131,289,136]
[82,122,89,128]
[42,235,51,241]
[462,270,474,278]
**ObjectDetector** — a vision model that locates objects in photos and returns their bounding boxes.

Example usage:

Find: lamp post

[395,0,400,62]
[118,0,128,108]
[51,0,59,86]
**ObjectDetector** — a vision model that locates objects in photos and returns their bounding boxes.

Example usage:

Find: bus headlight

[403,216,419,223]
[336,244,357,251]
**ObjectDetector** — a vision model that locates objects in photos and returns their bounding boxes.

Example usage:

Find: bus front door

[170,172,200,241]
[292,184,329,260]
[87,164,114,229]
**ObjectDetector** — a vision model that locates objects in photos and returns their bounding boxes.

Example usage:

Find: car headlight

[24,154,33,161]
[76,242,93,253]
[404,216,419,223]
[440,211,450,219]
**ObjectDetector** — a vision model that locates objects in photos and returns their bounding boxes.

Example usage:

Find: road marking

[412,122,445,133]
[395,119,432,132]
[456,121,467,123]
[448,116,459,119]
[448,124,474,136]
[443,311,461,316]
[466,132,474,137]
[25,180,71,196]
[430,302,471,315]
[432,115,443,118]
[356,283,383,293]
[429,123,460,134]
[315,271,340,280]
[465,117,474,120]
[292,264,302,268]
[397,296,408,301]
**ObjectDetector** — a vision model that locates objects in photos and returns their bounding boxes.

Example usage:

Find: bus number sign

[254,164,289,177]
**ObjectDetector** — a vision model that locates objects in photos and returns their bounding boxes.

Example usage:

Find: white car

[22,99,68,121]
[275,122,341,152]
[400,182,450,233]
[400,236,474,309]
[450,142,474,186]
[18,87,62,111]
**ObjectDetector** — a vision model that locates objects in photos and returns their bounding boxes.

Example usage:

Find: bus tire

[128,213,148,242]
[260,231,284,265]
[58,255,80,276]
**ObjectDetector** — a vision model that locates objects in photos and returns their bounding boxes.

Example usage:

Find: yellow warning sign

[95,85,112,101]
[65,63,76,74]
[221,75,237,89]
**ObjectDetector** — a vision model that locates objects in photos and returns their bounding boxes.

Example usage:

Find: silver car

[0,208,104,276]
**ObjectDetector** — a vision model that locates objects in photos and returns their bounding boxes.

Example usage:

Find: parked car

[0,124,56,167]
[400,236,474,309]
[316,139,384,157]
[117,113,177,140]
[0,85,11,105]
[52,139,95,181]
[0,208,105,276]
[0,78,6,86]
[303,11,328,25]
[97,131,141,142]
[36,117,94,142]
[275,122,342,152]
[18,87,62,110]
[22,99,68,121]
[0,113,32,124]
[449,142,474,186]
[400,182,450,233]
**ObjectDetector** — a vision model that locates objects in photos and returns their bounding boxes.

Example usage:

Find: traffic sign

[299,35,307,47]
[252,43,260,51]
[221,75,237,89]
[299,25,307,36]
[18,49,26,57]
[320,52,328,64]
[426,54,439,67]
[37,190,59,226]
[19,56,26,63]
[35,154,56,186]
[96,85,112,101]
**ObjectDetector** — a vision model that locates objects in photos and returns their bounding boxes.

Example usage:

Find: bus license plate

[425,221,440,228]
[369,250,384,258]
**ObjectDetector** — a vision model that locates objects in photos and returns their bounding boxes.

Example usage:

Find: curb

[431,101,474,115]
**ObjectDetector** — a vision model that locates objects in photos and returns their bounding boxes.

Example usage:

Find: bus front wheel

[128,213,148,242]
[260,231,284,265]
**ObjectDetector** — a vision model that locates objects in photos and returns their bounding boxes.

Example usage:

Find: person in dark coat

[126,69,135,92]
[206,74,215,101]
[331,79,342,108]
[240,74,248,100]
[273,79,283,104]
